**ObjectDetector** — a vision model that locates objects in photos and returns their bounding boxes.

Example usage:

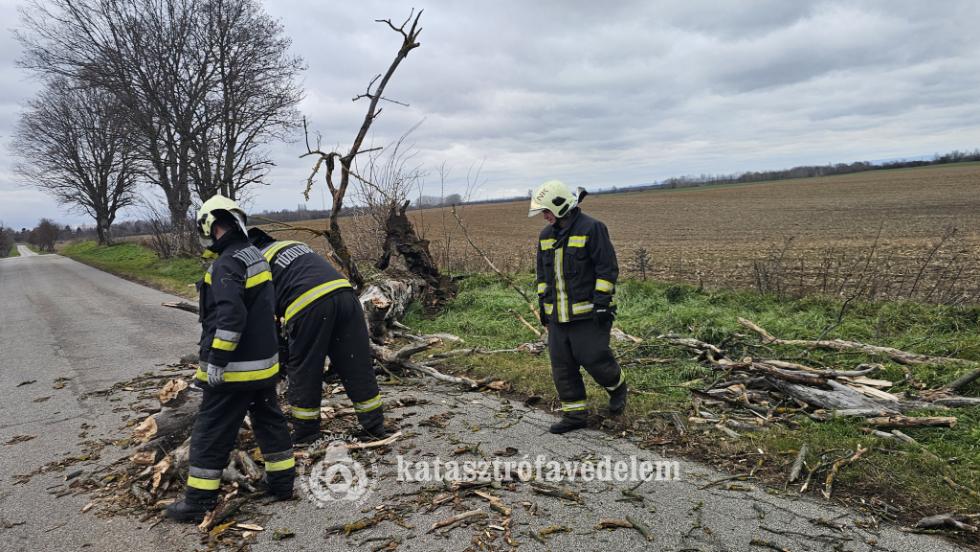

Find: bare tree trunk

[302,10,424,292]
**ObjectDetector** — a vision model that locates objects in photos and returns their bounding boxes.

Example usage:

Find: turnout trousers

[548,319,625,414]
[285,289,383,431]
[186,386,294,504]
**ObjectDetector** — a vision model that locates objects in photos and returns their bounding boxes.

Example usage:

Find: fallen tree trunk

[738,318,975,367]
[767,379,900,414]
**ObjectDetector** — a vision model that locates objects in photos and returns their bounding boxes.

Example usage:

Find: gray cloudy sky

[2,0,980,229]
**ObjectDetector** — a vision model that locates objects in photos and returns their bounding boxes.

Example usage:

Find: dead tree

[301,9,423,291]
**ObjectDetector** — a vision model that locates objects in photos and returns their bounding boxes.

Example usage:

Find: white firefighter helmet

[528,179,582,218]
[196,194,248,246]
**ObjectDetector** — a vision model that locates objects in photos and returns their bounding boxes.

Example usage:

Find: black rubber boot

[164,496,214,523]
[290,420,320,446]
[549,412,587,434]
[608,382,628,416]
[355,422,387,442]
[355,409,386,441]
[258,474,295,501]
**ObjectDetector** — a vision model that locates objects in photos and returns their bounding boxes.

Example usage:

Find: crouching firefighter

[530,180,627,434]
[248,227,385,444]
[166,196,294,522]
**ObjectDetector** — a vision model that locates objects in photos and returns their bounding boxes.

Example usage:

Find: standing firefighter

[530,180,627,434]
[166,196,294,522]
[248,228,385,444]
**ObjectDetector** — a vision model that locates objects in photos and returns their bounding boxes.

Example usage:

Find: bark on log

[739,318,975,367]
[370,342,478,388]
[767,379,900,414]
[377,200,456,312]
[930,396,980,407]
[162,301,200,314]
[136,385,202,454]
[944,368,980,393]
[914,514,979,533]
[359,278,423,341]
[865,415,957,429]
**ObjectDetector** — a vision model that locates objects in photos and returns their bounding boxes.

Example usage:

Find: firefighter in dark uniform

[530,180,628,434]
[166,196,294,522]
[248,227,385,444]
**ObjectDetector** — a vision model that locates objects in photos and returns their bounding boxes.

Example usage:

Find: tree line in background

[0,220,65,256]
[623,148,980,193]
[13,0,303,247]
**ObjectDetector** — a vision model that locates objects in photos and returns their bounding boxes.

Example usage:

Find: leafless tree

[17,0,208,239]
[190,0,304,201]
[17,0,303,243]
[302,9,423,290]
[13,78,137,245]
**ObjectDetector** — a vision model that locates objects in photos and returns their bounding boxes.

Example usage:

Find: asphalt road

[14,245,36,257]
[0,253,969,551]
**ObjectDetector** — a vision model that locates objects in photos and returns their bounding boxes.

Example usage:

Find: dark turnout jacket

[248,228,352,327]
[536,208,619,324]
[196,232,280,389]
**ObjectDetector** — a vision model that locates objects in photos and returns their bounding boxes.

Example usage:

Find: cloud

[2,0,980,229]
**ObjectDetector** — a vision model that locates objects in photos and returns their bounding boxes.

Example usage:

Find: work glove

[594,305,615,327]
[207,363,225,387]
[538,300,550,326]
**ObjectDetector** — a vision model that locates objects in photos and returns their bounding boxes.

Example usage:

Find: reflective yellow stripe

[245,270,272,288]
[540,239,556,251]
[605,372,626,391]
[187,476,221,490]
[354,394,382,413]
[265,456,295,472]
[595,279,615,293]
[572,302,594,314]
[554,248,569,322]
[283,279,353,324]
[562,401,588,412]
[195,363,280,383]
[261,241,302,262]
[567,235,588,248]
[204,272,212,285]
[537,282,547,295]
[543,303,553,315]
[291,406,320,420]
[211,338,238,351]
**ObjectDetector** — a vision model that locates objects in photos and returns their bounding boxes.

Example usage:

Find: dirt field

[274,163,980,303]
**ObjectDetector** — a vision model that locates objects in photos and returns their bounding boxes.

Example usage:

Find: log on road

[134,382,202,454]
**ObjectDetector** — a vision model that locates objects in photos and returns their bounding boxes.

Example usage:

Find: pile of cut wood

[76,369,402,548]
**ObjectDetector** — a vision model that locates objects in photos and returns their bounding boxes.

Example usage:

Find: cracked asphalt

[0,253,968,551]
